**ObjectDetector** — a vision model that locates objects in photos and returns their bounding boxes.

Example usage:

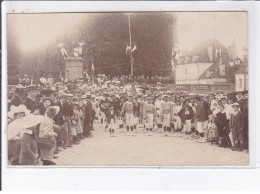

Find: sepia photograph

[5,11,249,167]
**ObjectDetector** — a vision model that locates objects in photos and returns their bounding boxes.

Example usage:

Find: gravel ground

[54,122,249,166]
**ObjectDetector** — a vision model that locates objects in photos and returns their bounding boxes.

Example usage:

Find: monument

[58,29,85,80]
[64,57,84,80]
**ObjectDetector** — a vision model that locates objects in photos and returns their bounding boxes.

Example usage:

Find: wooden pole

[128,14,134,77]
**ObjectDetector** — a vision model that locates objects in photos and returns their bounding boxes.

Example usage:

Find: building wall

[199,78,227,84]
[235,73,248,92]
[175,63,212,84]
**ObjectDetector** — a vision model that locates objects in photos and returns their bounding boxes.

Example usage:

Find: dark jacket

[23,97,37,113]
[195,102,208,122]
[9,94,23,110]
[54,101,65,126]
[84,100,93,118]
[179,105,194,123]
[63,101,74,118]
[105,109,116,124]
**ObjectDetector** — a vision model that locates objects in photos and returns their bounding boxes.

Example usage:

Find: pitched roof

[235,65,248,74]
[199,63,223,79]
[190,39,228,63]
[178,39,228,64]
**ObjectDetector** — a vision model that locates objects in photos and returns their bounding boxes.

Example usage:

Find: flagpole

[92,59,95,76]
[128,14,134,77]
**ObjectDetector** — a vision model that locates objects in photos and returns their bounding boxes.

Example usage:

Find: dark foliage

[7,13,175,80]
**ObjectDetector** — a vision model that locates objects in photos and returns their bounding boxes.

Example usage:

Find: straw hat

[20,114,45,129]
[25,85,39,92]
[8,105,30,120]
[8,119,25,140]
[231,102,240,107]
[46,106,60,117]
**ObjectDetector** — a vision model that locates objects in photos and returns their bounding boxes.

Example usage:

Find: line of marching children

[100,90,248,152]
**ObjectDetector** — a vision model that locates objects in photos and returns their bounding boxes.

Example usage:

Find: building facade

[175,39,239,85]
[235,65,248,92]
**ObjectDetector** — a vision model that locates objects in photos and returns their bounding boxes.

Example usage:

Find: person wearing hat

[138,95,146,128]
[35,94,43,109]
[53,93,67,149]
[90,95,97,133]
[39,97,53,115]
[21,74,30,86]
[73,102,84,140]
[19,114,45,165]
[120,93,138,136]
[41,87,56,100]
[154,94,163,133]
[105,104,116,137]
[171,97,182,137]
[179,99,194,139]
[40,73,47,86]
[70,102,81,145]
[229,103,244,151]
[9,85,25,110]
[161,95,172,136]
[242,90,248,150]
[235,91,244,107]
[83,92,93,137]
[143,96,155,136]
[8,105,31,165]
[23,85,40,114]
[38,106,60,165]
[195,96,208,143]
[113,94,122,119]
[63,93,75,146]
[215,96,231,148]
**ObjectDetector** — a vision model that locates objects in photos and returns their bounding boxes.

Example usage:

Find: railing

[8,83,236,94]
[150,83,235,94]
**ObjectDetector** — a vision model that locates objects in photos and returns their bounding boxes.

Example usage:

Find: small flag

[131,45,137,52]
[215,49,219,57]
[125,43,131,54]
[92,60,94,71]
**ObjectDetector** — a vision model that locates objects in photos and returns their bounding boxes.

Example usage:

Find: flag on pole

[91,60,94,71]
[125,43,131,54]
[131,45,137,52]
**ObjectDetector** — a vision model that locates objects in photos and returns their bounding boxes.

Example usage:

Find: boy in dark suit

[106,104,116,137]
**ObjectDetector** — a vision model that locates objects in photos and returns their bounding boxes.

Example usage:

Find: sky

[7,12,247,58]
[175,12,248,57]
[7,13,87,53]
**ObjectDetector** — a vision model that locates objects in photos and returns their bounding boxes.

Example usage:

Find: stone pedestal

[64,58,84,80]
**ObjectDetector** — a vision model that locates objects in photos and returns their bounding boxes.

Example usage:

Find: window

[239,78,243,88]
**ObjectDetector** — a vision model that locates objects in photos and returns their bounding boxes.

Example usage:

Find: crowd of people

[7,73,248,166]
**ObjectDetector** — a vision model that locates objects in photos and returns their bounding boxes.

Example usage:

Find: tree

[80,13,174,76]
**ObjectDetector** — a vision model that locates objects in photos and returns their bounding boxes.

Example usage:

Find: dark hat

[195,96,202,101]
[35,94,42,99]
[236,91,243,95]
[243,90,248,94]
[15,85,25,92]
[209,92,215,96]
[26,85,39,92]
[41,87,55,95]
[42,97,52,104]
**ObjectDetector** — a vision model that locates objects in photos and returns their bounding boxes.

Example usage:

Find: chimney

[228,45,237,60]
[219,58,225,76]
[207,46,213,62]
[243,47,248,62]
